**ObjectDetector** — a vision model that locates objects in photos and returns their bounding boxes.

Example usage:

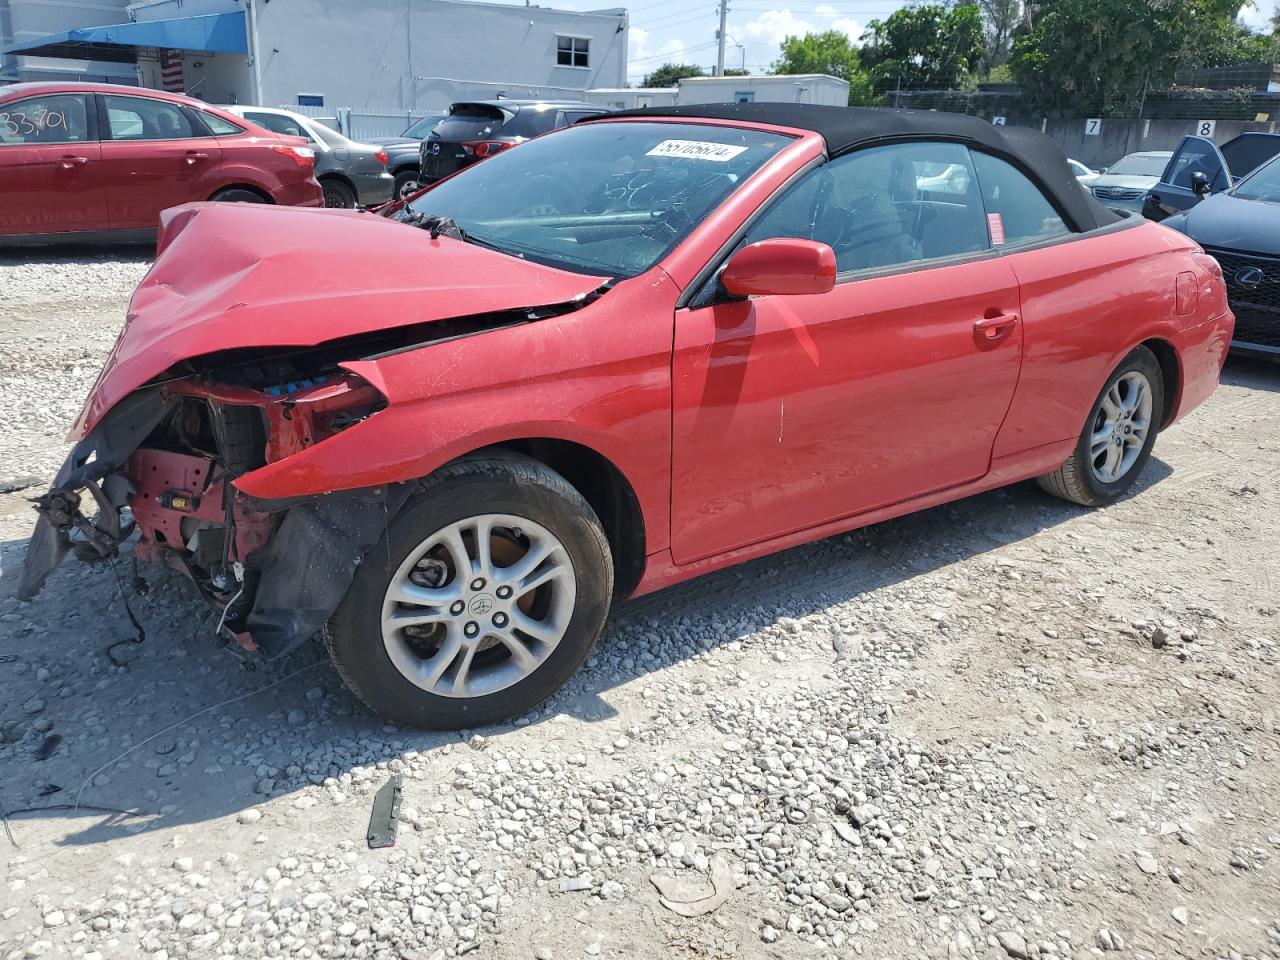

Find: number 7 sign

[1084,118,1101,136]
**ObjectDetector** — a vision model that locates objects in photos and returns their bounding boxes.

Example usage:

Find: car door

[1145,136,1228,220]
[0,92,107,236]
[670,141,1023,565]
[97,93,224,229]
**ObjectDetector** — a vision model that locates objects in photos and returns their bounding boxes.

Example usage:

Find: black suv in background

[419,100,609,185]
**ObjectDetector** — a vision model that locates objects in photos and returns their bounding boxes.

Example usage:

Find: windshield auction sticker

[646,139,749,162]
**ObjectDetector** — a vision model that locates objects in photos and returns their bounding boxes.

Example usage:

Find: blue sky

[532,0,1280,84]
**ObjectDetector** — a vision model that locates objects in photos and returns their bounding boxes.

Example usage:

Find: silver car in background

[1088,150,1172,212]
[223,105,394,208]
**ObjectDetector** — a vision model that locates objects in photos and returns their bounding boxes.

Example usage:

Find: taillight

[271,144,315,168]
[374,149,389,167]
[461,140,514,158]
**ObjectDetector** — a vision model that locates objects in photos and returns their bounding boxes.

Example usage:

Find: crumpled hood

[73,202,607,438]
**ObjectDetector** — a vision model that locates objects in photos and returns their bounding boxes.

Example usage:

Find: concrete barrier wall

[1038,117,1279,168]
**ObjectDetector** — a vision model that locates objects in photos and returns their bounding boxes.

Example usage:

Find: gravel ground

[0,246,1278,960]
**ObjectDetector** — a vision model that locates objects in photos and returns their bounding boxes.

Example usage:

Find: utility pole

[715,0,728,77]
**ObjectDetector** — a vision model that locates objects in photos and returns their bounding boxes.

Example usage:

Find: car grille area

[1206,247,1280,351]
[1093,186,1144,200]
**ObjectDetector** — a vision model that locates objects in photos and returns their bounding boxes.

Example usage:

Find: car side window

[0,94,90,145]
[200,112,245,136]
[970,152,1071,246]
[1164,138,1224,190]
[246,111,308,139]
[742,141,990,273]
[103,95,196,141]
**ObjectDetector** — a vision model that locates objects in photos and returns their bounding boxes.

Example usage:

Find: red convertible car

[19,104,1233,729]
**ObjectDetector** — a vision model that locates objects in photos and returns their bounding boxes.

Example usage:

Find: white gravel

[0,247,1278,960]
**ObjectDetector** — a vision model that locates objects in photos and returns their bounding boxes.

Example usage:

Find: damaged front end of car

[18,349,401,659]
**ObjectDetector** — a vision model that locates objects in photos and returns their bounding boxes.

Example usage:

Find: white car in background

[222,105,394,208]
[918,158,1101,194]
[1069,158,1101,188]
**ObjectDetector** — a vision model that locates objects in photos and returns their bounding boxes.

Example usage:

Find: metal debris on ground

[367,774,403,849]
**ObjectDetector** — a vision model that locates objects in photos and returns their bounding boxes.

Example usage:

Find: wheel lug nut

[450,601,465,615]
[496,585,512,599]
[493,612,508,627]
[464,622,478,637]
[470,578,486,591]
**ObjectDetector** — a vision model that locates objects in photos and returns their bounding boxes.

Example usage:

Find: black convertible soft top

[584,102,1119,232]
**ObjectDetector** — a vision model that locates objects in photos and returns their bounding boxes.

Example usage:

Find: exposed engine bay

[19,346,396,657]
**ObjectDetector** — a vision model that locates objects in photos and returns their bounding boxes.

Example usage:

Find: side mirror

[1191,171,1212,198]
[721,238,837,298]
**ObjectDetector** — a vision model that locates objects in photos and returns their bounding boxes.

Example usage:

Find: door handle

[183,151,210,165]
[57,155,89,169]
[974,311,1019,345]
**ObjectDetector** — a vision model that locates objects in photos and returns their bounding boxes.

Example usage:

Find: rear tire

[325,454,613,729]
[1037,345,1164,506]
[394,169,422,201]
[210,188,267,203]
[322,179,357,208]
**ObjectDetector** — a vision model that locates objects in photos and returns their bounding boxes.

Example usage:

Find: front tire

[1037,345,1164,506]
[325,454,613,729]
[210,188,267,203]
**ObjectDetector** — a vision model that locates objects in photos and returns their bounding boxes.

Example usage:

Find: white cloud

[740,9,818,47]
[832,17,864,43]
[813,4,839,16]
[1239,1,1269,29]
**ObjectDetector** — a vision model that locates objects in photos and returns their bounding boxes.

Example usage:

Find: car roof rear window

[432,104,507,141]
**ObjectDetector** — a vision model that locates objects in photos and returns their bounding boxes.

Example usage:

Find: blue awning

[1,13,247,62]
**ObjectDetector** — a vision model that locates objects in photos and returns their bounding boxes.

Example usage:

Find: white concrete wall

[2,0,134,83]
[677,75,849,107]
[132,0,627,110]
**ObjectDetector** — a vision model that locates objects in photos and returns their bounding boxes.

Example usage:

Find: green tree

[1010,0,1261,116]
[771,30,876,104]
[859,5,985,94]
[641,63,705,88]
[980,0,1022,67]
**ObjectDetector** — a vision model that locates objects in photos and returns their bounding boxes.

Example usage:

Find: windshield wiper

[399,210,515,256]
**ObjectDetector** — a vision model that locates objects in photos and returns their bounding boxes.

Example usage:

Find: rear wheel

[1037,345,1164,506]
[325,454,613,729]
[322,179,357,208]
[394,169,422,201]
[210,188,267,203]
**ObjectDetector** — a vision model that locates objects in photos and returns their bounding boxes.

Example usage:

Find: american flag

[161,50,185,93]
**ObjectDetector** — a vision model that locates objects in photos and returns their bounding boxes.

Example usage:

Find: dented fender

[234,268,680,556]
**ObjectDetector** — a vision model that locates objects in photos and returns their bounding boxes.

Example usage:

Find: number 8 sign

[1196,120,1216,138]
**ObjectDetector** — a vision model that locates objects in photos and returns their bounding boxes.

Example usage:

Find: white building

[4,0,629,112]
[584,87,677,110]
[0,0,132,84]
[676,74,849,107]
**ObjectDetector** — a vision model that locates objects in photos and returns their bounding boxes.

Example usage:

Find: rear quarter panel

[993,221,1226,459]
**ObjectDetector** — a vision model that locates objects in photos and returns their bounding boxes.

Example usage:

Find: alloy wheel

[380,514,576,698]
[1088,370,1153,483]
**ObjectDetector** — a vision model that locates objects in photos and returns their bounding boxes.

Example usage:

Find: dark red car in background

[0,82,322,242]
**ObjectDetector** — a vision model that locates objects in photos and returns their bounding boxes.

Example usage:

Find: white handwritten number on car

[0,107,69,139]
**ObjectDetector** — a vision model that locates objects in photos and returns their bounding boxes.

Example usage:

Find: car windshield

[402,121,794,277]
[1108,154,1167,177]
[1232,154,1280,202]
